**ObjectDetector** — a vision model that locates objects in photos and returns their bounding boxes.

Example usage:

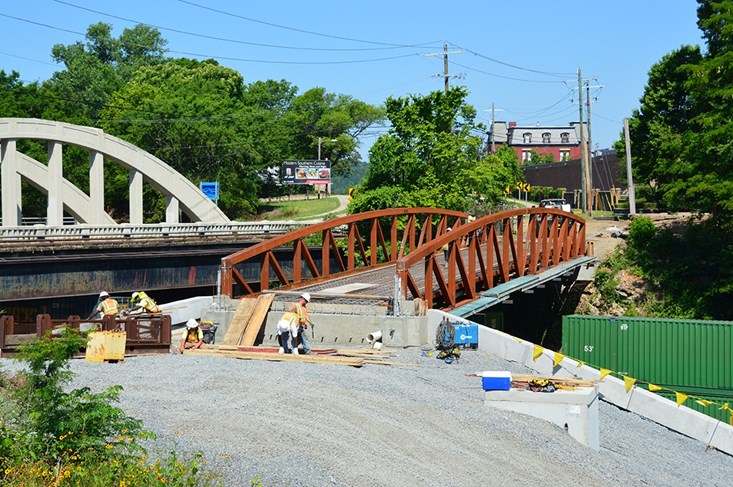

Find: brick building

[491,121,587,163]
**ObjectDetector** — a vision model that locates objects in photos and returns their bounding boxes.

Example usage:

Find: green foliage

[521,150,555,166]
[620,3,733,218]
[353,88,514,214]
[0,329,220,486]
[621,216,733,319]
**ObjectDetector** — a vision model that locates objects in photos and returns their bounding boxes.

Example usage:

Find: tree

[620,1,733,220]
[351,87,515,213]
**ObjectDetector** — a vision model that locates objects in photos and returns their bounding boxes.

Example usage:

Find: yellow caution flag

[720,403,730,411]
[513,337,522,343]
[533,345,544,361]
[553,352,565,367]
[624,376,637,393]
[676,392,689,407]
[648,383,663,392]
[695,399,713,407]
[729,410,733,426]
[600,368,612,380]
[576,360,585,368]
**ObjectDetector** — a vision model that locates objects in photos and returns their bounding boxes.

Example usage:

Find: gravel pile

[2,348,732,486]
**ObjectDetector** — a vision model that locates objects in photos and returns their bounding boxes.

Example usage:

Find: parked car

[539,198,571,212]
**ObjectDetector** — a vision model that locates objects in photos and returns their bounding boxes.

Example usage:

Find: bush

[0,329,221,486]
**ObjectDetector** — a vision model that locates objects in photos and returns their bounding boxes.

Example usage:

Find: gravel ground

[2,348,732,486]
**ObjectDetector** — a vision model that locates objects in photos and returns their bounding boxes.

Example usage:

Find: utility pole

[425,43,464,93]
[577,67,589,212]
[490,103,496,154]
[586,81,593,214]
[623,119,637,214]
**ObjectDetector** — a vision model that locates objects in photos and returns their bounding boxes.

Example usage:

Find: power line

[52,0,434,53]
[448,42,575,78]
[176,0,440,49]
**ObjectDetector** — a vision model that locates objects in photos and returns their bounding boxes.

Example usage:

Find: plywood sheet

[239,293,275,346]
[221,297,257,346]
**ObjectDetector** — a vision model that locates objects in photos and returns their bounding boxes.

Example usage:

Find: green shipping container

[562,315,733,391]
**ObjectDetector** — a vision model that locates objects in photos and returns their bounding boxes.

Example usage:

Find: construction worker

[291,293,312,355]
[128,291,161,315]
[178,318,204,353]
[86,291,119,320]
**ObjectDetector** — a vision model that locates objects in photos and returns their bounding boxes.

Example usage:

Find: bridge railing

[220,208,469,298]
[0,221,316,241]
[395,207,588,309]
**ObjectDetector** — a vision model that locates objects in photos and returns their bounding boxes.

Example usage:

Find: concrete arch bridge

[0,118,228,227]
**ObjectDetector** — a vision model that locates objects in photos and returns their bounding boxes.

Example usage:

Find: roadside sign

[200,181,219,201]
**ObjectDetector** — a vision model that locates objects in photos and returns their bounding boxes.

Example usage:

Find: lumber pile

[184,345,416,367]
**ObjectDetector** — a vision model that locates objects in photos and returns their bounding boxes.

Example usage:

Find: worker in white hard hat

[178,318,204,353]
[291,293,313,355]
[86,291,119,320]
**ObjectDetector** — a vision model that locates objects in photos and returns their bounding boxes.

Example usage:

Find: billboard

[282,160,331,185]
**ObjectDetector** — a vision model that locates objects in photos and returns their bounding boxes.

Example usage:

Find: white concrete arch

[0,118,229,226]
[17,152,117,225]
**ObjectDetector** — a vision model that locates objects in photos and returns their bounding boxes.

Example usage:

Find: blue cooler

[453,323,478,347]
[482,371,511,391]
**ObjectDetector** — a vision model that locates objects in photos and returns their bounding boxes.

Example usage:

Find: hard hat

[300,292,311,303]
[186,318,198,329]
[131,291,140,302]
[99,291,109,298]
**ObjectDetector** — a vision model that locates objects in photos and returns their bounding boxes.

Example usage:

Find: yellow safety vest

[100,298,119,316]
[139,297,161,313]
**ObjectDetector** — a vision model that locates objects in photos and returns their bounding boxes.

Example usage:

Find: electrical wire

[52,0,435,53]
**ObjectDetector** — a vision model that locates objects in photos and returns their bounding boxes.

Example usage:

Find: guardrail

[0,221,320,241]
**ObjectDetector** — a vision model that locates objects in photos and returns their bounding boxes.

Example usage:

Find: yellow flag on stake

[533,345,543,361]
[553,352,565,367]
[648,383,662,392]
[600,368,612,380]
[624,376,637,393]
[676,392,689,407]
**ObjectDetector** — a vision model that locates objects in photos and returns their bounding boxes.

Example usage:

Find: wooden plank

[187,348,363,367]
[239,293,275,347]
[220,298,258,346]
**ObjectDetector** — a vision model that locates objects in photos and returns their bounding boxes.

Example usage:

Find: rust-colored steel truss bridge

[219,207,588,310]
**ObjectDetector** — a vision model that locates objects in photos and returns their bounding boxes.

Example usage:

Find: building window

[522,150,532,162]
[560,149,570,161]
[560,132,570,144]
[542,132,551,143]
[523,132,532,144]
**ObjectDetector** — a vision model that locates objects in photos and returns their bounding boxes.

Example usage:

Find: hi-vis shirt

[292,303,308,326]
[98,298,119,316]
[184,327,203,343]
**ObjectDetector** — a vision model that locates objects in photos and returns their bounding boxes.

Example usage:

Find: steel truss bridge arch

[0,118,228,227]
[220,207,469,297]
[220,206,589,311]
[396,206,588,309]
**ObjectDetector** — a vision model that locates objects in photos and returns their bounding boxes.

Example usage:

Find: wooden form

[220,297,257,346]
[240,294,275,346]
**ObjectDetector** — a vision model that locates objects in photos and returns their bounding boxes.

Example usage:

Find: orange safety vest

[99,298,119,316]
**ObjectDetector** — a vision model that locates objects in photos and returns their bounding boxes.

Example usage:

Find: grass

[258,196,342,221]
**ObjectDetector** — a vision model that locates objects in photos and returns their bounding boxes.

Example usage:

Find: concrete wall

[427,309,733,456]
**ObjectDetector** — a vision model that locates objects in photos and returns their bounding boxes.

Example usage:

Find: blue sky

[1,0,704,157]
